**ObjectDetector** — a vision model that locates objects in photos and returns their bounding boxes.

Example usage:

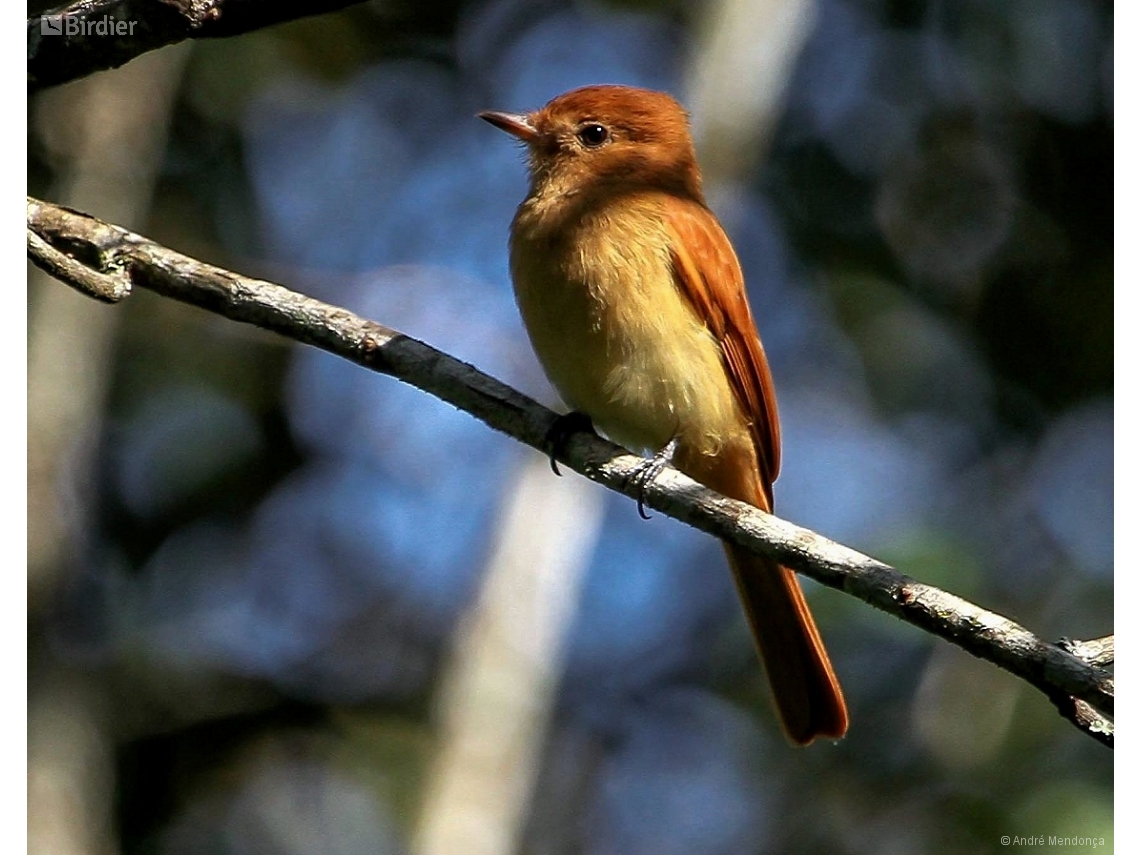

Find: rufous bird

[480,84,847,745]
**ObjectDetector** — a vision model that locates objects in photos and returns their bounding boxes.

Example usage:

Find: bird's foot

[626,437,678,520]
[544,411,595,476]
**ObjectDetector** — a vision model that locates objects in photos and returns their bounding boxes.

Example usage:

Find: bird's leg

[544,410,595,475]
[626,436,678,520]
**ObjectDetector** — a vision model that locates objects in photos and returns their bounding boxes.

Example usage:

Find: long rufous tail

[724,543,848,745]
[682,443,847,745]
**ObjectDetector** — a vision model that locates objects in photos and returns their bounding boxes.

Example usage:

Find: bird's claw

[626,437,678,519]
[544,411,595,475]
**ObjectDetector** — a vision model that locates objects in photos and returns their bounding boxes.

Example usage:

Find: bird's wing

[663,200,781,501]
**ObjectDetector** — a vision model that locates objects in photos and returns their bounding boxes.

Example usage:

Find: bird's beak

[478,110,540,144]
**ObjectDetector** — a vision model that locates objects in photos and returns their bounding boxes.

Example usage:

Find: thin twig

[27,228,130,302]
[1046,635,1114,747]
[26,195,1114,746]
[28,0,369,91]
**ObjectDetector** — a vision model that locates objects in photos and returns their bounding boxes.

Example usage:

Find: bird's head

[479,85,703,202]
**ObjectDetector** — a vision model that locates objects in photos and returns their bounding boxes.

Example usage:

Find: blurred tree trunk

[28,45,191,855]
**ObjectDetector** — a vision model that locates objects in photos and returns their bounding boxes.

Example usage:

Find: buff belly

[510,213,747,457]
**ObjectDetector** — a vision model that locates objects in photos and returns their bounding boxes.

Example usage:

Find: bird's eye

[577,124,609,147]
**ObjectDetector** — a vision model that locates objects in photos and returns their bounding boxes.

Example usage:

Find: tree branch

[26,195,1114,746]
[1047,636,1115,748]
[27,227,131,303]
[1060,635,1114,668]
[28,0,369,91]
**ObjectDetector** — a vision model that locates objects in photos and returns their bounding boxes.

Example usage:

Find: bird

[479,84,847,745]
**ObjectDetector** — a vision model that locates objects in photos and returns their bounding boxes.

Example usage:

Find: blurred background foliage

[28,0,1112,853]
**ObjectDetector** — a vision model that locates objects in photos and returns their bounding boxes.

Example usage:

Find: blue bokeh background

[29,1,1113,853]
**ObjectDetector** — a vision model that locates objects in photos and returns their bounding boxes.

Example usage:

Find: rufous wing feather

[663,202,781,498]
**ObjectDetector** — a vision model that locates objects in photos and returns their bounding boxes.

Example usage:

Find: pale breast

[509,197,745,455]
